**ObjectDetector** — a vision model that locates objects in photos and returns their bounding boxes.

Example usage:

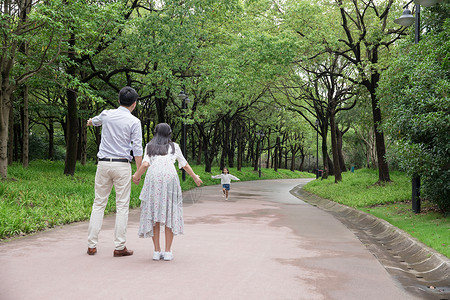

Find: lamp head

[415,0,443,7]
[394,8,415,27]
[177,91,187,100]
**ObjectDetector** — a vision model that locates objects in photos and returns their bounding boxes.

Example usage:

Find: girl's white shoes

[153,251,173,261]
[163,251,174,261]
[152,251,164,260]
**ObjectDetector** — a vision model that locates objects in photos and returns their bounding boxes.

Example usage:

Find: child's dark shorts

[222,184,230,191]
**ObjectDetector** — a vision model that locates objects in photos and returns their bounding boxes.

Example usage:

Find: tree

[181,0,297,172]
[378,18,450,213]
[269,53,357,181]
[289,54,356,182]
[326,0,416,183]
[58,0,140,175]
[1,0,63,179]
[282,0,412,183]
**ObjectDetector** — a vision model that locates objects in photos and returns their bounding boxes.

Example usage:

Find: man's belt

[98,158,129,163]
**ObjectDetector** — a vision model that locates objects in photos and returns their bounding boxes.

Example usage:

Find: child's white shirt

[211,173,240,185]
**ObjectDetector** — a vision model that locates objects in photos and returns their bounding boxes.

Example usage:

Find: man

[86,86,143,257]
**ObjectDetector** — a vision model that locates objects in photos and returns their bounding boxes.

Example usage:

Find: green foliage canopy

[378,19,450,213]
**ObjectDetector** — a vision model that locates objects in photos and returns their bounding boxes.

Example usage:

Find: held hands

[132,162,148,185]
[132,174,140,185]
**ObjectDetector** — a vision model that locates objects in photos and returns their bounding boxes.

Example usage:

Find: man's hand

[132,174,140,185]
[87,119,93,126]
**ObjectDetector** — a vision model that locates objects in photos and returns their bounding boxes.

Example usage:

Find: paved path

[0,179,420,300]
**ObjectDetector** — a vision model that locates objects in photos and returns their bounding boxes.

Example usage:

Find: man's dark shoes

[87,247,97,255]
[113,247,133,257]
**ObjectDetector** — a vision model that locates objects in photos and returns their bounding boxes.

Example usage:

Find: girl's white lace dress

[138,142,187,238]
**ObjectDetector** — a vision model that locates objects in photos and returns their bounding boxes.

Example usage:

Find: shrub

[378,20,450,213]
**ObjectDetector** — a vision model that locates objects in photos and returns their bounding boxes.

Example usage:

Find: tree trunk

[247,139,253,165]
[64,33,79,176]
[320,127,328,178]
[20,5,30,167]
[365,48,390,182]
[0,12,17,177]
[14,122,21,162]
[80,117,87,165]
[8,96,14,165]
[266,128,271,168]
[204,148,213,173]
[336,128,347,172]
[155,97,166,124]
[222,118,230,169]
[284,146,288,170]
[237,125,243,171]
[196,136,202,165]
[326,154,334,176]
[279,143,283,170]
[370,91,390,182]
[48,121,54,160]
[298,150,305,172]
[228,122,236,168]
[271,152,274,169]
[203,135,213,173]
[0,0,34,178]
[153,63,166,124]
[21,85,29,167]
[274,136,280,172]
[220,149,225,170]
[329,112,342,182]
[64,87,78,175]
[290,149,295,172]
[190,128,195,162]
[253,138,259,171]
[0,92,12,179]
[197,122,219,173]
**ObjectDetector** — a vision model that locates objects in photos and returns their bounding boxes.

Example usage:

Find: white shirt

[92,106,143,162]
[211,173,240,185]
[143,143,187,169]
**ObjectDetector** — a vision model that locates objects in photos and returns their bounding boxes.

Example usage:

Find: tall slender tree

[0,0,63,179]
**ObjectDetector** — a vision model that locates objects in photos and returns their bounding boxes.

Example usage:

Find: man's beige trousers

[87,161,132,250]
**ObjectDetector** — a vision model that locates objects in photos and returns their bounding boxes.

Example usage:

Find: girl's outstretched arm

[230,174,240,181]
[183,163,203,186]
[132,161,149,185]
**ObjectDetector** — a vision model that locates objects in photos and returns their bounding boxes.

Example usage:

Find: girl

[211,168,240,201]
[132,123,202,261]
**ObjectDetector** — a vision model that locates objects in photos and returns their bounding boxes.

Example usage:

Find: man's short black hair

[119,86,138,106]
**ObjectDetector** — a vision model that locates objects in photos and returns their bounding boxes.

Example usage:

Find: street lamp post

[394,0,442,213]
[177,90,190,181]
[315,119,319,179]
[256,131,265,178]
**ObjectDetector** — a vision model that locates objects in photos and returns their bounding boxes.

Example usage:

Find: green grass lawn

[303,169,449,258]
[0,160,313,239]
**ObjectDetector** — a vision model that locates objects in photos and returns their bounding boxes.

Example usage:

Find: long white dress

[138,142,187,238]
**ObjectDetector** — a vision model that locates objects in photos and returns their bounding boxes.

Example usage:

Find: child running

[211,167,240,201]
[132,123,202,261]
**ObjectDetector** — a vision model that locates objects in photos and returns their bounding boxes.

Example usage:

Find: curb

[290,186,450,300]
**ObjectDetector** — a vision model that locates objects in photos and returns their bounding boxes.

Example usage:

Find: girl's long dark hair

[146,123,175,157]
